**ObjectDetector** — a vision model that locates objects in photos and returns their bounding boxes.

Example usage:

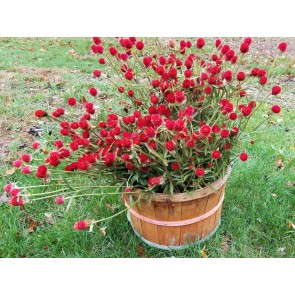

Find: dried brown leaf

[137,244,147,257]
[98,226,107,236]
[288,221,295,230]
[4,96,10,106]
[276,157,284,169]
[26,217,39,233]
[69,49,77,57]
[44,213,55,225]
[5,167,16,176]
[200,246,208,258]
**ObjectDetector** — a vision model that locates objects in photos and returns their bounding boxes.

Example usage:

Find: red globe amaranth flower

[35,165,48,178]
[35,110,47,117]
[240,91,246,97]
[271,86,281,95]
[221,45,230,55]
[148,176,164,187]
[271,105,281,114]
[12,159,22,168]
[211,150,221,159]
[171,163,180,171]
[9,196,24,206]
[220,129,230,138]
[32,141,40,149]
[240,42,249,53]
[215,39,222,49]
[195,168,205,177]
[21,166,32,174]
[196,38,205,49]
[93,37,101,45]
[93,69,102,77]
[74,220,90,231]
[4,183,12,193]
[89,87,98,96]
[222,70,232,82]
[55,195,65,205]
[10,188,21,197]
[109,47,117,56]
[244,37,252,45]
[229,113,237,120]
[237,72,245,81]
[278,42,287,52]
[200,125,211,136]
[151,114,163,127]
[242,106,252,117]
[165,141,175,151]
[52,108,65,118]
[125,71,133,80]
[239,152,248,162]
[118,86,125,93]
[68,97,77,106]
[103,153,116,166]
[259,76,268,85]
[98,58,105,64]
[136,41,144,50]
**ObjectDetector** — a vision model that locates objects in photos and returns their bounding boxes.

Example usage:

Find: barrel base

[127,211,221,251]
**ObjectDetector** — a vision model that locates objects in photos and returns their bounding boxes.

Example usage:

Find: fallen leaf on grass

[276,157,284,169]
[200,246,208,258]
[79,96,87,104]
[26,217,39,233]
[98,226,107,236]
[287,181,295,187]
[69,49,78,57]
[137,244,146,257]
[4,96,10,106]
[44,213,55,225]
[271,193,277,198]
[5,167,16,176]
[288,221,295,230]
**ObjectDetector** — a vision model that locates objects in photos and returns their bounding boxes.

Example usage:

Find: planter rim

[124,165,231,203]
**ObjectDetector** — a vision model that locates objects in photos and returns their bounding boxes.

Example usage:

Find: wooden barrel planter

[123,167,231,250]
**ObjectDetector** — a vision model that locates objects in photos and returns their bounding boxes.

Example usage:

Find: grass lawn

[0,38,294,258]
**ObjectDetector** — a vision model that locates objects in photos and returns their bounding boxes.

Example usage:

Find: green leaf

[144,143,168,166]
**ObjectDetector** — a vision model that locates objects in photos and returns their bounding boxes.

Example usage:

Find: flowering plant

[3,37,286,231]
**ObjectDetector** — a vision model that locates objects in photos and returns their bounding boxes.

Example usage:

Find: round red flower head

[74,220,90,231]
[240,42,249,54]
[35,109,47,118]
[55,195,65,205]
[32,141,40,149]
[211,150,221,159]
[278,42,287,52]
[271,105,281,114]
[195,167,205,177]
[165,141,175,151]
[196,38,205,49]
[271,86,281,95]
[89,87,98,96]
[68,97,77,106]
[239,152,248,162]
[136,41,144,50]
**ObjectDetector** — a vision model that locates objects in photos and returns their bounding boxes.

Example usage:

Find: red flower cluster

[5,37,285,211]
